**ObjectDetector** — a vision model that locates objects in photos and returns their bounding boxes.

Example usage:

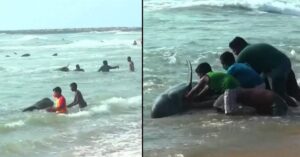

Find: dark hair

[220,51,235,66]
[195,62,212,74]
[229,36,248,51]
[70,82,77,89]
[76,64,80,68]
[103,60,108,65]
[53,87,62,93]
[127,56,131,60]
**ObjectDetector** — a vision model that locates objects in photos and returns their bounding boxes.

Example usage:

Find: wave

[0,27,141,35]
[17,35,48,41]
[145,0,300,16]
[0,38,136,50]
[67,96,141,118]
[3,120,25,128]
[0,95,141,132]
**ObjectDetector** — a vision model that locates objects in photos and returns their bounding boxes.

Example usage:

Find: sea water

[144,0,300,156]
[0,29,141,156]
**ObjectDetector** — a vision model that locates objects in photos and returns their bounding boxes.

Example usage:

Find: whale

[151,60,217,118]
[22,98,54,112]
[56,64,70,72]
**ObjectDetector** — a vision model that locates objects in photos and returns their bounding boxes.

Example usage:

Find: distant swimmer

[98,60,119,72]
[74,64,84,72]
[67,82,87,111]
[127,56,135,72]
[133,40,137,45]
[56,64,70,72]
[47,87,68,114]
[52,53,58,56]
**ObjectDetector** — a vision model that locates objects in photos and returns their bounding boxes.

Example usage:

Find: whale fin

[186,60,192,90]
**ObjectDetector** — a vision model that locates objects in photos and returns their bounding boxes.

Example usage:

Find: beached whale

[22,98,54,112]
[151,60,195,118]
[151,61,211,118]
[151,60,220,118]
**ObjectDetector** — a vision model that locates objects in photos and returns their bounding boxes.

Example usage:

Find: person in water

[229,36,300,107]
[67,82,87,111]
[47,87,68,114]
[127,56,135,72]
[220,51,264,89]
[185,62,240,114]
[98,60,119,72]
[133,40,137,45]
[74,64,84,72]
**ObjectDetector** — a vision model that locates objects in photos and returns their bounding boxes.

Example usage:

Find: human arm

[185,76,209,100]
[67,93,79,108]
[109,65,119,69]
[98,66,103,72]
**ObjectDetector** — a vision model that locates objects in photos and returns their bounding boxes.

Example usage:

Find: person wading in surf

[67,82,87,111]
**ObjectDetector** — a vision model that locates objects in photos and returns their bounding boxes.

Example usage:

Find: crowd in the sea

[47,55,135,114]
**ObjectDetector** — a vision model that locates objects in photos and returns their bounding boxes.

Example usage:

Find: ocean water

[0,29,141,156]
[144,0,300,156]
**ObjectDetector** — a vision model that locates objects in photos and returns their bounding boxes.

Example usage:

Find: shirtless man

[67,82,87,111]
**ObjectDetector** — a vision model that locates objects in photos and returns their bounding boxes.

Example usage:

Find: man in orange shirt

[47,87,68,114]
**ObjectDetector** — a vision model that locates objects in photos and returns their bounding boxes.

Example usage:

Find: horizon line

[0,27,142,34]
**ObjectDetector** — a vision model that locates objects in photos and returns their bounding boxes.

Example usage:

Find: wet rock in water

[52,53,58,56]
[21,53,30,57]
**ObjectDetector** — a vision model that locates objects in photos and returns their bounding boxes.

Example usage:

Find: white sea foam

[145,0,300,16]
[4,120,25,128]
[18,35,48,41]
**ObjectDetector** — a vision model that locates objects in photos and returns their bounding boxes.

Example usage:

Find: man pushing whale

[23,87,68,114]
[186,62,288,116]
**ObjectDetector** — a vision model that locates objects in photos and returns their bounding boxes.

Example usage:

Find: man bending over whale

[185,63,287,116]
[185,62,240,114]
[67,82,87,111]
[229,36,300,107]
[220,51,264,89]
[47,87,68,114]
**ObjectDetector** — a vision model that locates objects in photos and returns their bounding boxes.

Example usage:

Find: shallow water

[143,0,300,156]
[0,29,141,156]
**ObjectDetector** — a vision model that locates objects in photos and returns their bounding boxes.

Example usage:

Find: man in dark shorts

[98,60,119,72]
[67,82,87,111]
[229,36,300,107]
